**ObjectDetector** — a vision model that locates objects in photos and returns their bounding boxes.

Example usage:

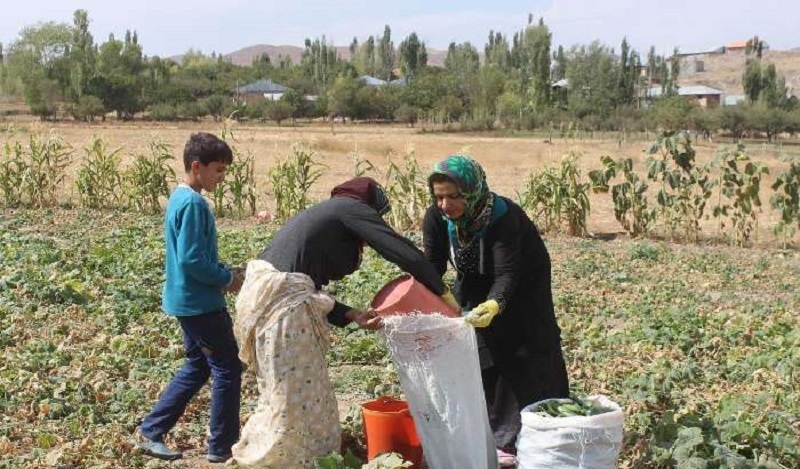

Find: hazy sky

[1,0,796,58]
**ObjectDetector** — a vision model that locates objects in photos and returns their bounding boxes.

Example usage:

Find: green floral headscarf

[428,155,496,248]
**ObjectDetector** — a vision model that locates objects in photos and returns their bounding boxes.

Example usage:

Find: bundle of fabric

[231,260,339,469]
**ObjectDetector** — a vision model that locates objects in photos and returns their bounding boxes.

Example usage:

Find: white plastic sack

[517,395,624,469]
[382,314,498,469]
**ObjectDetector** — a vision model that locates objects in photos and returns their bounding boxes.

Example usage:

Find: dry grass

[3,120,800,244]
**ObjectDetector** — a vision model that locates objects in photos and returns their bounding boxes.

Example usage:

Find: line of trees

[1,10,798,138]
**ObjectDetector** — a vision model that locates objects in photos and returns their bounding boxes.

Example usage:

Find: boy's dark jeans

[139,309,242,456]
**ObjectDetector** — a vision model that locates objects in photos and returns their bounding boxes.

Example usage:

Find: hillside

[678,50,800,96]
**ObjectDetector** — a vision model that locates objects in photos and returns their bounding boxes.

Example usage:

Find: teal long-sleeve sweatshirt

[162,185,232,316]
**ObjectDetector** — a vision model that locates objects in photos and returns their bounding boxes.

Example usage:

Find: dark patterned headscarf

[428,155,495,248]
[331,177,391,216]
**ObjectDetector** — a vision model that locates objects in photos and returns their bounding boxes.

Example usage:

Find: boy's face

[192,160,228,192]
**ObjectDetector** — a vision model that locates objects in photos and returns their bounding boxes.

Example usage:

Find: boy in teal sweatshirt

[138,132,243,463]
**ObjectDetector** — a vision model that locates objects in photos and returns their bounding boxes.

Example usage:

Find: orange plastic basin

[362,396,423,467]
[370,274,459,318]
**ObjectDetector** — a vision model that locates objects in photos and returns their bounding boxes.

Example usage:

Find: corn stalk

[124,141,176,214]
[76,137,124,209]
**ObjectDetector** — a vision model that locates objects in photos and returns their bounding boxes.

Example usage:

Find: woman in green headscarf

[422,155,569,466]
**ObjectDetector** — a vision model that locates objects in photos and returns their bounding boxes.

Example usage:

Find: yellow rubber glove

[440,288,461,313]
[465,299,500,328]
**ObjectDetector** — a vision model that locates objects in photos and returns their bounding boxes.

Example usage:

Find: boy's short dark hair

[183,132,234,172]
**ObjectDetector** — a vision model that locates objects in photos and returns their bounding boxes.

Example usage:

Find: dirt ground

[3,119,800,243]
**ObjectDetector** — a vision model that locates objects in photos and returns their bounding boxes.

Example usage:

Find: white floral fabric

[232,260,339,468]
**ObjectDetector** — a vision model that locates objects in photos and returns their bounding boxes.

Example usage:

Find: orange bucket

[371,275,459,318]
[362,396,423,467]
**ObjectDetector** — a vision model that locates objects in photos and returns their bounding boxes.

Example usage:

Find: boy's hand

[224,271,244,294]
[345,309,383,330]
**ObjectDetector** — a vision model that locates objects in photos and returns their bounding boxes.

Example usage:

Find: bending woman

[232,177,457,468]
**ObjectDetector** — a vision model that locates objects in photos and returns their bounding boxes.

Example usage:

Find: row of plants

[3,130,800,247]
[521,131,800,247]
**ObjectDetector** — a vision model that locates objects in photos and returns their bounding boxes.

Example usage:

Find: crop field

[1,122,799,468]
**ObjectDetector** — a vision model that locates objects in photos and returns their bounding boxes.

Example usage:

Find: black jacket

[422,197,562,356]
[261,197,445,326]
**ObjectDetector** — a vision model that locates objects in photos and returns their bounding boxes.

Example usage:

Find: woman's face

[432,181,466,220]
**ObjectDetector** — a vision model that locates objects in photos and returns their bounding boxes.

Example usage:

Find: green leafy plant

[270,143,326,222]
[589,155,655,237]
[770,157,800,248]
[383,147,429,231]
[123,140,176,214]
[519,152,591,236]
[313,451,363,469]
[711,145,769,246]
[0,141,27,207]
[352,149,377,178]
[211,127,259,218]
[646,131,714,242]
[76,137,124,209]
[10,133,73,207]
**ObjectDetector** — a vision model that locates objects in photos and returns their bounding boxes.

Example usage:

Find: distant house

[388,76,410,86]
[359,75,388,86]
[234,79,288,103]
[723,95,746,106]
[643,85,723,108]
[726,40,749,53]
[358,75,409,87]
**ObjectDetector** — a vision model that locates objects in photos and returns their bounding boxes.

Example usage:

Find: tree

[444,42,480,104]
[26,77,60,120]
[496,91,524,129]
[743,59,763,103]
[761,63,788,109]
[301,36,345,89]
[402,67,453,113]
[653,96,696,130]
[565,41,617,119]
[203,94,226,121]
[667,48,680,95]
[434,95,464,123]
[251,52,272,78]
[745,35,765,59]
[485,31,511,71]
[327,75,360,120]
[68,9,96,101]
[616,38,639,106]
[395,104,420,126]
[71,94,105,121]
[552,45,566,80]
[399,32,426,77]
[719,105,747,142]
[7,21,72,114]
[377,25,395,80]
[89,32,146,119]
[476,66,506,116]
[280,88,304,119]
[749,104,790,142]
[267,99,295,126]
[519,18,551,112]
[353,36,377,76]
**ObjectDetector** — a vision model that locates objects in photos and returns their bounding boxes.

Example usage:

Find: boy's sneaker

[136,430,182,461]
[207,452,232,463]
